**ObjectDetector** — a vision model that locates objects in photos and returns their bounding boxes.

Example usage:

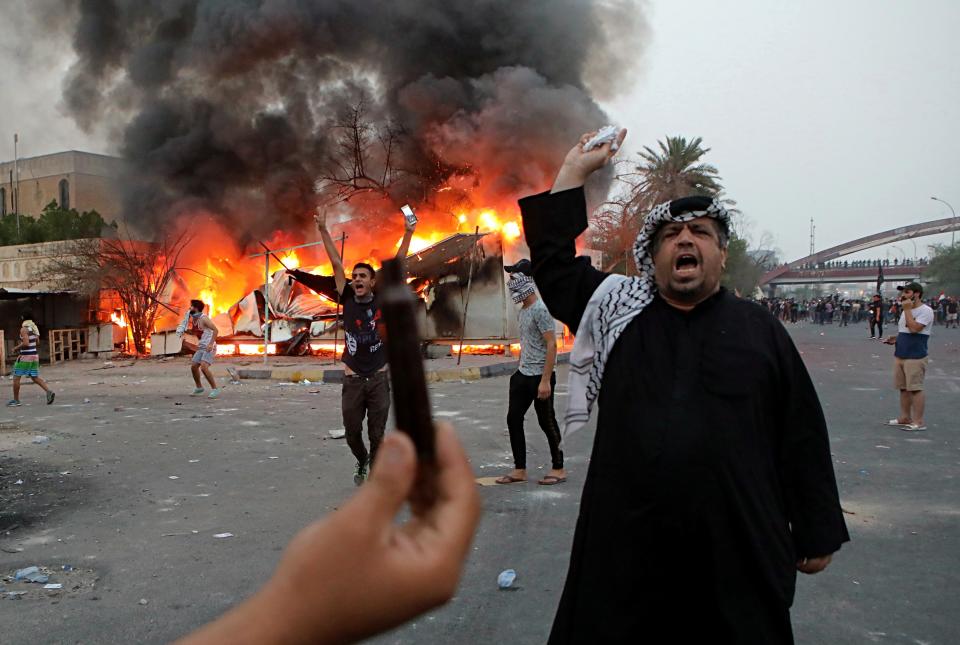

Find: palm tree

[633,136,723,205]
[591,135,739,273]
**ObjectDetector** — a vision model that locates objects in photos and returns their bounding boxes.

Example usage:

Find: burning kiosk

[151,230,520,359]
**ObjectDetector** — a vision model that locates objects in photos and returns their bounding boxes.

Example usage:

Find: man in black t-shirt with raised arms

[316,209,416,485]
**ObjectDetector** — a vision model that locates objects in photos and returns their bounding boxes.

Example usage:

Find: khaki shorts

[894,357,927,391]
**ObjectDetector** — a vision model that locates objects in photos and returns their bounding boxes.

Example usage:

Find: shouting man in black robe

[518,129,849,644]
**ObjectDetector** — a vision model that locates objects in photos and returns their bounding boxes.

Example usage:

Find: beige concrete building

[0,150,124,221]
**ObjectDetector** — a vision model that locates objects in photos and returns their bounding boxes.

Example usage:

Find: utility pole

[13,133,21,240]
[809,218,815,256]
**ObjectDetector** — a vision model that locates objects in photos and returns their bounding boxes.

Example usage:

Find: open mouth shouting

[673,252,701,279]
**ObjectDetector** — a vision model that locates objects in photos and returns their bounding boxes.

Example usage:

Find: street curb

[236,353,569,384]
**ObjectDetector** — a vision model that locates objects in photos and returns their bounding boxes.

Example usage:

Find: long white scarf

[562,197,731,439]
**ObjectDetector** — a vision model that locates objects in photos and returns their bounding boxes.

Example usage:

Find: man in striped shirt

[7,311,55,407]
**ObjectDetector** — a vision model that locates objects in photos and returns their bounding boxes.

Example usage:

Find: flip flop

[495,475,527,485]
[538,475,567,486]
[886,419,911,427]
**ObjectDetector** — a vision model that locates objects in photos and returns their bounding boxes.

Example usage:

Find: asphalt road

[1,322,958,644]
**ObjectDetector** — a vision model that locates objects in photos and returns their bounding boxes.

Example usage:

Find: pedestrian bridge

[767,264,926,286]
[760,216,960,287]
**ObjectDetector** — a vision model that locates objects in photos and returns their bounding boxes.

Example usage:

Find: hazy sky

[2,0,958,261]
[606,0,960,260]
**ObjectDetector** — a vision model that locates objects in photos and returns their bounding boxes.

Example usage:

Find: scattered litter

[188,459,200,463]
[1,547,24,554]
[875,445,891,449]
[213,532,234,539]
[268,456,279,460]
[14,480,23,485]
[59,471,71,476]
[852,580,860,585]
[62,565,74,572]
[139,598,149,605]
[43,583,63,590]
[114,407,125,412]
[328,428,346,439]
[475,477,501,487]
[14,566,50,584]
[6,591,27,598]
[191,414,213,419]
[841,507,856,515]
[858,469,869,476]
[226,367,241,385]
[497,569,517,589]
[168,476,180,480]
[31,436,50,444]
[83,398,92,404]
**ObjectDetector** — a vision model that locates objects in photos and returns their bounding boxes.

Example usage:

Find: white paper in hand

[583,125,620,152]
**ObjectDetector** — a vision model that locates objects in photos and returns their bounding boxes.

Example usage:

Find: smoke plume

[54,0,647,241]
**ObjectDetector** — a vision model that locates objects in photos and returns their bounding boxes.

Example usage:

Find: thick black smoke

[56,0,646,240]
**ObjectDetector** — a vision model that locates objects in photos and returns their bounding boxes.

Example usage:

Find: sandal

[886,419,910,427]
[495,475,527,485]
[538,475,567,486]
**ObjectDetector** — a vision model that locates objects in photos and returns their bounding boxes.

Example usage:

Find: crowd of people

[5,127,949,643]
[761,294,959,330]
[792,257,930,271]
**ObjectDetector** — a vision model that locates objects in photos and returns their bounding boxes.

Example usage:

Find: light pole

[931,196,956,246]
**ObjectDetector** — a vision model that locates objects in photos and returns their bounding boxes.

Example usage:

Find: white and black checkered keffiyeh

[563,196,731,439]
[508,273,537,303]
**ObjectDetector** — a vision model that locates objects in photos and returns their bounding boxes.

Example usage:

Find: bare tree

[314,98,407,207]
[47,231,192,354]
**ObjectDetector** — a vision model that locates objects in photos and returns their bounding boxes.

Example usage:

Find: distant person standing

[7,312,56,407]
[946,297,958,329]
[840,300,851,326]
[868,294,883,339]
[496,262,565,486]
[884,282,933,431]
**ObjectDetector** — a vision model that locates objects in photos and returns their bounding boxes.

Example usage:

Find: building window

[0,187,5,216]
[59,178,70,210]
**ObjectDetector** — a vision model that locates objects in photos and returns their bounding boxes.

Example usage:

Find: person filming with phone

[884,282,934,431]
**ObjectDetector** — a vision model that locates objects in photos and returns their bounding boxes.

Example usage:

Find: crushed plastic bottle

[497,569,517,589]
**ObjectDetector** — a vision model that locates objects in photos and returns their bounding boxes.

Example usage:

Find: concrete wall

[0,239,88,291]
[0,151,124,221]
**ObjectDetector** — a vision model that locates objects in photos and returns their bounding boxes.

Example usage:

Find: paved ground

[1,323,958,644]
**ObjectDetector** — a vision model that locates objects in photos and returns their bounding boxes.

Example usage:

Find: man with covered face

[518,130,849,643]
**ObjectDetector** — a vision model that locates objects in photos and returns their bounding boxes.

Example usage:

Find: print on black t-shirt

[340,283,387,376]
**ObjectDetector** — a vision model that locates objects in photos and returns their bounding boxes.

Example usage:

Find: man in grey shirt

[496,263,566,485]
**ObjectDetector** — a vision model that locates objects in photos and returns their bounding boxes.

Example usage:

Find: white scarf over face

[563,196,731,439]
